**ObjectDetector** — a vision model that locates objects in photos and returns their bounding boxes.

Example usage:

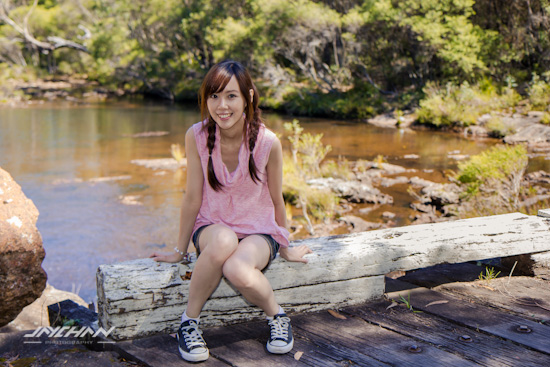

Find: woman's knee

[222,257,256,290]
[201,225,239,263]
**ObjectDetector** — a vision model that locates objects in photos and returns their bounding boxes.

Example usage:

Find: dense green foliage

[1,0,550,116]
[454,144,528,215]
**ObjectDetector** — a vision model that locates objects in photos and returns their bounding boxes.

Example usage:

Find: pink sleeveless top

[191,121,290,248]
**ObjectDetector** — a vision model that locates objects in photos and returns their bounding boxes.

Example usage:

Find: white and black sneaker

[177,319,209,362]
[266,313,294,354]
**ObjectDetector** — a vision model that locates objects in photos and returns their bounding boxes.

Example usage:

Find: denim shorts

[192,224,280,270]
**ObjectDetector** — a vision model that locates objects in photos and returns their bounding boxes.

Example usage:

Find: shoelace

[268,316,291,340]
[181,322,206,348]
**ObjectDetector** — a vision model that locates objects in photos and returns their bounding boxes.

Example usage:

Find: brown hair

[198,60,262,191]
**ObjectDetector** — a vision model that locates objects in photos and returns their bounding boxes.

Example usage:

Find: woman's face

[207,75,251,131]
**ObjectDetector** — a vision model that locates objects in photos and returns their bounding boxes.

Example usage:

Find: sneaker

[266,313,294,354]
[177,319,209,362]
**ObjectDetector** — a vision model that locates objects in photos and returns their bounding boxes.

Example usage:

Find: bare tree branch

[0,0,89,53]
[46,36,89,53]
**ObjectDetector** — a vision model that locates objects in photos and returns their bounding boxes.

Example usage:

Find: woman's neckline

[215,124,246,177]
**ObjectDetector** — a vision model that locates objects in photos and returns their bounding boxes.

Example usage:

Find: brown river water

[1,100,548,302]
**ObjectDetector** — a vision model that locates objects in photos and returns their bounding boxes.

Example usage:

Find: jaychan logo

[23,326,115,344]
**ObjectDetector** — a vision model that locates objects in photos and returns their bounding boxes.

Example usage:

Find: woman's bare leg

[221,235,279,316]
[186,224,239,318]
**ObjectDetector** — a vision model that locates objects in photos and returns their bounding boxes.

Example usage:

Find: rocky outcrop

[457,111,550,148]
[367,112,416,129]
[410,177,461,207]
[0,168,47,327]
[338,215,383,232]
[504,123,550,146]
[464,125,489,137]
[408,176,462,223]
[419,182,461,207]
[1,283,87,332]
[525,170,550,185]
[131,158,187,171]
[475,111,550,147]
[380,176,409,187]
[307,177,394,204]
[355,162,408,177]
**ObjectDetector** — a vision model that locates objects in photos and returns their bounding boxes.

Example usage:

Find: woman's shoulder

[260,124,278,143]
[191,120,207,133]
[186,121,208,153]
[189,120,208,140]
[254,124,280,160]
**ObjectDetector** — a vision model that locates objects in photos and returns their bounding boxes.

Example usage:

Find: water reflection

[0,101,547,302]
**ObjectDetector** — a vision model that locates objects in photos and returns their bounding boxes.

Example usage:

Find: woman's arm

[150,127,204,263]
[266,137,287,231]
[266,137,312,263]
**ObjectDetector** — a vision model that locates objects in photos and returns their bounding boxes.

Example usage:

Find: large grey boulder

[0,167,47,327]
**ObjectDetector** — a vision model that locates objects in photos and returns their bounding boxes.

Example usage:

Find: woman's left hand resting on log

[279,245,313,263]
[149,251,186,263]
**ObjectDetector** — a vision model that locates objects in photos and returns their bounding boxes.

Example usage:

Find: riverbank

[365,107,550,154]
[0,77,123,107]
[4,77,550,151]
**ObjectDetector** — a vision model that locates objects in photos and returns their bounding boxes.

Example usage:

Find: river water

[0,100,548,302]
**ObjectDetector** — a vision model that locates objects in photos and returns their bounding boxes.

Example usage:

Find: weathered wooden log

[501,210,550,278]
[531,251,550,279]
[528,210,550,279]
[97,211,550,340]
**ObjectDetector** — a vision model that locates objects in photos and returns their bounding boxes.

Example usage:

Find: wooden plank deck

[112,262,550,366]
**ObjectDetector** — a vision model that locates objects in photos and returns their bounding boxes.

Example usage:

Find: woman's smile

[217,113,233,121]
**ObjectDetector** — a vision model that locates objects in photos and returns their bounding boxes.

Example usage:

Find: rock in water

[307,177,393,204]
[0,168,47,327]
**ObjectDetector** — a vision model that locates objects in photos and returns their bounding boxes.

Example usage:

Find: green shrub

[284,119,332,176]
[0,64,37,101]
[282,120,341,225]
[527,74,550,110]
[485,116,515,138]
[417,82,480,127]
[455,144,528,215]
[282,153,338,221]
[320,157,354,180]
[306,189,339,221]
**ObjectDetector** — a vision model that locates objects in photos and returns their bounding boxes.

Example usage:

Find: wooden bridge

[108,263,550,366]
[94,210,550,365]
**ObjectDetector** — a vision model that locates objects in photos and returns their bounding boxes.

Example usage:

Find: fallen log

[97,211,550,340]
[529,209,550,279]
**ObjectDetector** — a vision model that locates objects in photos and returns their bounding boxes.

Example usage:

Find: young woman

[150,60,312,362]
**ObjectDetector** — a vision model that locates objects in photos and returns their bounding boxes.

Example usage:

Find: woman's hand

[279,245,313,264]
[149,251,185,263]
